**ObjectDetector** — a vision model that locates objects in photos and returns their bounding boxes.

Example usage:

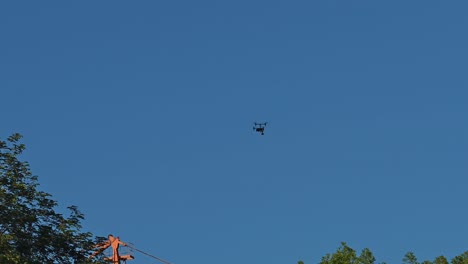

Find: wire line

[126,244,171,264]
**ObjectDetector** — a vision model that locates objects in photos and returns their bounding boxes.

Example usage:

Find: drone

[253,122,268,135]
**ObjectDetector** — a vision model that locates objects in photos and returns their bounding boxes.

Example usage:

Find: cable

[126,244,171,264]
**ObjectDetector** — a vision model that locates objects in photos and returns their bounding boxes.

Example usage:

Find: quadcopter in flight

[253,122,268,135]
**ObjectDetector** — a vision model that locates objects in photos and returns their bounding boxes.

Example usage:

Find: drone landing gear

[253,122,267,135]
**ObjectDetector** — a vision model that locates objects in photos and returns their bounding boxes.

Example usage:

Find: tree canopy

[311,243,468,264]
[0,133,102,263]
[318,242,375,264]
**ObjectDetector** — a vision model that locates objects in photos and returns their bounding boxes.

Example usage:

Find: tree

[358,248,376,264]
[451,251,468,264]
[434,256,448,264]
[319,242,376,264]
[0,133,102,263]
[309,243,468,264]
[320,242,358,264]
[403,252,419,264]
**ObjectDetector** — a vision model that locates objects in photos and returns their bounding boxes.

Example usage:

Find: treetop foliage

[308,242,468,264]
[0,133,103,263]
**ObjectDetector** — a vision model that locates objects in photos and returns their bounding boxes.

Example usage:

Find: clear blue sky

[1,1,468,263]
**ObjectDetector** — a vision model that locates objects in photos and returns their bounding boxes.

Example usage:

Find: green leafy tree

[0,133,102,263]
[319,242,376,264]
[403,252,419,264]
[313,242,468,264]
[433,256,449,264]
[358,248,375,264]
[451,251,468,264]
[320,242,358,264]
